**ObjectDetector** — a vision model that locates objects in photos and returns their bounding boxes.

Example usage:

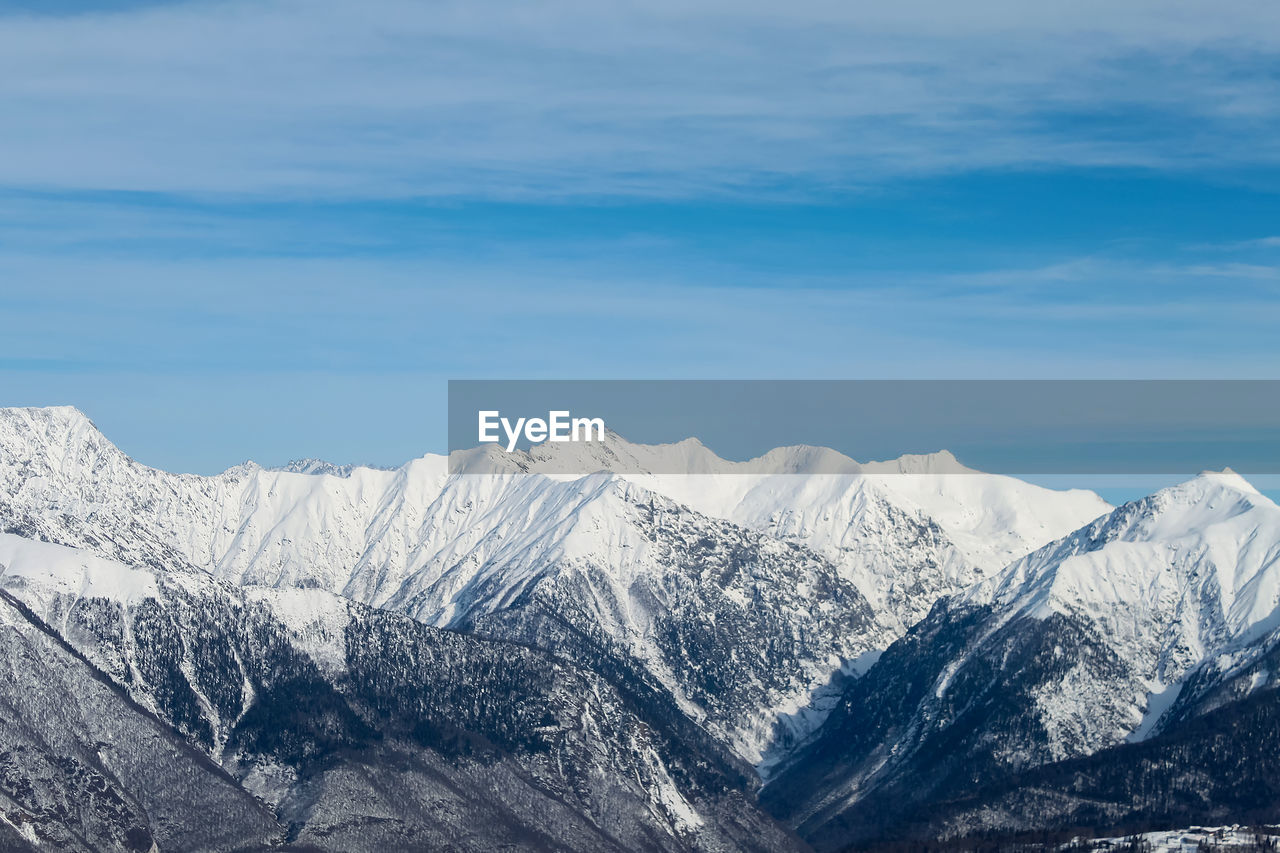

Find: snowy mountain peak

[520,429,728,475]
[759,471,1280,845]
[453,426,975,479]
[0,404,133,480]
[0,404,104,449]
[958,467,1280,729]
[0,403,93,426]
[0,405,1106,589]
[268,458,389,477]
[1191,467,1263,496]
[1112,468,1273,541]
[862,449,969,475]
[975,468,1276,600]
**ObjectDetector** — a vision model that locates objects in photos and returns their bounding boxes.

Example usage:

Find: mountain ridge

[0,404,1109,769]
[761,469,1280,850]
[1,404,1276,850]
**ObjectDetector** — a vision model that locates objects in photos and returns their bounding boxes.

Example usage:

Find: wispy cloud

[3,0,1278,471]
[1,0,1280,199]
[1199,236,1280,251]
[1173,262,1280,280]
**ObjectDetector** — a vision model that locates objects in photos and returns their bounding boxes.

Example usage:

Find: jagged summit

[966,468,1280,645]
[1193,466,1264,496]
[0,403,1111,773]
[0,402,1108,635]
[2,404,1274,850]
[761,469,1280,849]
[0,404,107,451]
[0,403,94,424]
[270,458,394,477]
[0,404,156,488]
[221,460,264,476]
[0,405,1017,483]
[451,419,972,479]
[507,430,973,478]
[862,448,968,475]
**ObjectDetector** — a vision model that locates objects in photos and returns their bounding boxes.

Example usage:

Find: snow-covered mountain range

[0,531,792,852]
[0,406,1107,768]
[763,469,1280,849]
[1,404,1276,852]
[0,407,1106,622]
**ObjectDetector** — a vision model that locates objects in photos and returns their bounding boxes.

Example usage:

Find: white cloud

[0,0,1278,198]
[1233,237,1280,249]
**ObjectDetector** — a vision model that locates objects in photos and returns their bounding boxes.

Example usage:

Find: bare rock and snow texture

[3,405,1278,851]
[0,406,1107,770]
[763,472,1280,849]
[0,533,795,852]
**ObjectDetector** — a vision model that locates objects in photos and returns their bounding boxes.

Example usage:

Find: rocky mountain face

[762,472,1280,850]
[0,406,1106,771]
[0,533,796,852]
[873,677,1280,846]
[6,405,1278,852]
[0,584,282,852]
[380,474,881,766]
[0,407,1107,624]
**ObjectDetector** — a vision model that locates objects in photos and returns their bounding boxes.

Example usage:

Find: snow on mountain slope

[0,533,159,605]
[762,470,1280,849]
[632,470,977,633]
[499,434,1109,599]
[377,472,885,765]
[963,469,1280,732]
[862,453,1112,578]
[610,452,1109,631]
[0,406,1104,632]
[0,406,448,594]
[270,458,393,477]
[474,431,1107,630]
[0,534,801,852]
[0,406,1106,768]
[0,581,283,852]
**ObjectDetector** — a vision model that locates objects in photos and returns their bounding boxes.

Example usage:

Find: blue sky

[1,0,1278,478]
